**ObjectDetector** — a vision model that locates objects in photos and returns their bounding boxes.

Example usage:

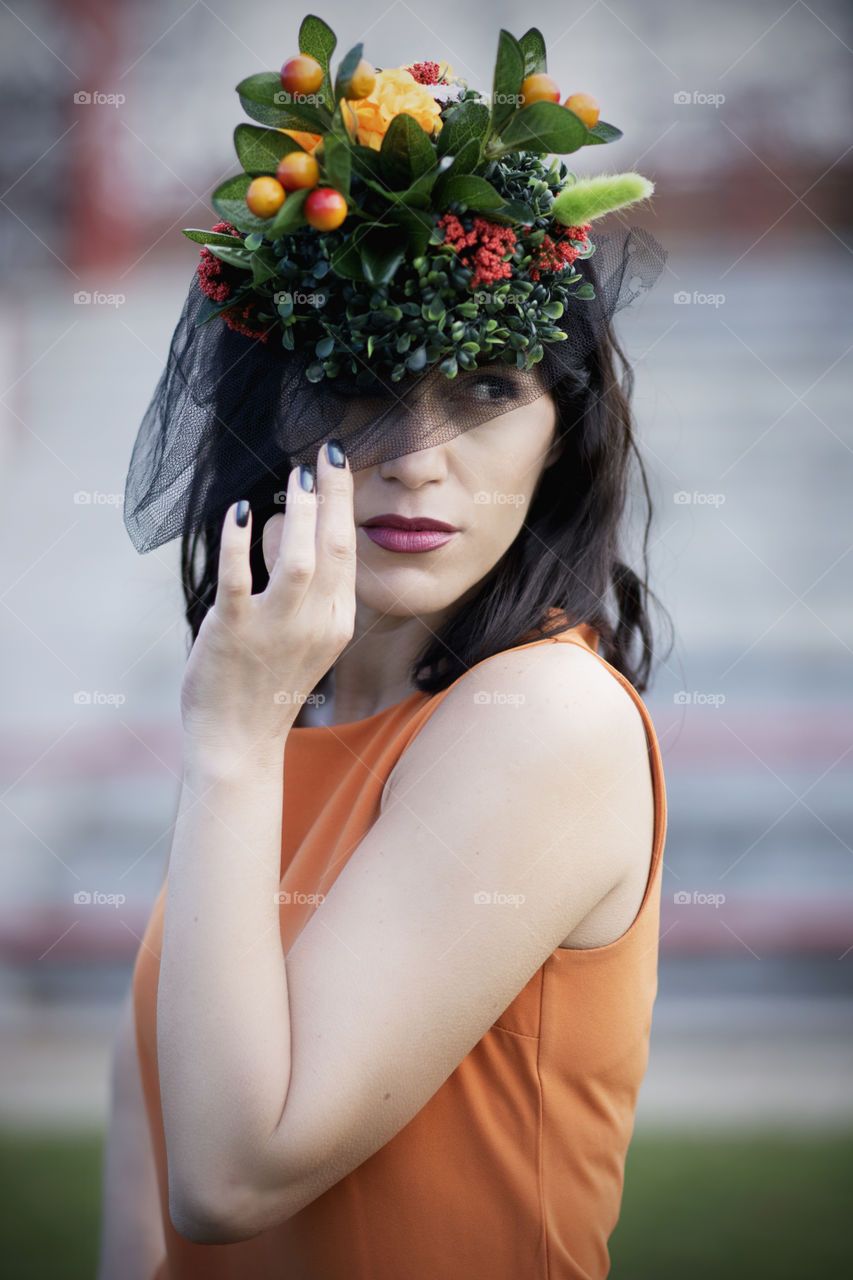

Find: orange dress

[133,616,667,1279]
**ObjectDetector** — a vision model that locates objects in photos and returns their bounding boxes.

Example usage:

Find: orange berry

[304,188,348,231]
[344,59,376,100]
[519,73,560,106]
[280,54,324,98]
[245,176,285,219]
[276,150,319,191]
[563,92,599,129]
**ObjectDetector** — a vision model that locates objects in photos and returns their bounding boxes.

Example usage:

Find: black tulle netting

[123,223,667,554]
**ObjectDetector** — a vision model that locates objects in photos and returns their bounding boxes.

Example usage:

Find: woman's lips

[361,526,458,553]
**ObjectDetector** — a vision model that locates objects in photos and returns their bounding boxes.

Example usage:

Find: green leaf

[315,335,335,358]
[236,71,327,131]
[439,174,504,212]
[267,186,310,237]
[497,101,588,155]
[329,236,367,281]
[542,300,564,319]
[333,41,363,102]
[490,29,525,139]
[574,282,595,299]
[306,360,327,382]
[181,228,243,246]
[357,225,408,286]
[234,123,308,175]
[385,205,434,257]
[250,247,279,286]
[583,120,623,146]
[518,28,547,78]
[380,113,438,189]
[322,133,352,197]
[210,173,271,232]
[440,356,458,377]
[206,243,251,270]
[299,13,337,109]
[437,99,490,159]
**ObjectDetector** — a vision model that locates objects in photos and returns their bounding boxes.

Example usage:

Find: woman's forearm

[157,743,293,1236]
[96,987,166,1280]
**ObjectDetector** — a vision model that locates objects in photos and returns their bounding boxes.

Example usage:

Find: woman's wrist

[181,731,289,782]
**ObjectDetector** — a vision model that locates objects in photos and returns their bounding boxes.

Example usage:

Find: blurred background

[0,0,851,1275]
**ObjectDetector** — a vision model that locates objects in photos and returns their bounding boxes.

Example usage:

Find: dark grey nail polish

[326,439,347,468]
[299,464,315,492]
[235,499,250,527]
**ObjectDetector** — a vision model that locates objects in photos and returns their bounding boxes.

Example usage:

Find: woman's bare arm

[96,979,166,1280]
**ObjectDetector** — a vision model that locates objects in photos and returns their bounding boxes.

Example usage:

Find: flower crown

[183,13,658,386]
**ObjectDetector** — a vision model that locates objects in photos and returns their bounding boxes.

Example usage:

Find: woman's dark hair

[180,315,673,713]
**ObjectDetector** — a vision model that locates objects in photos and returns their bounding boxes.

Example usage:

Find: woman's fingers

[269,462,318,614]
[214,500,253,618]
[312,442,357,625]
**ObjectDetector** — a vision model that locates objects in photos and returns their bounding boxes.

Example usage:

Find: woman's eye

[461,374,519,401]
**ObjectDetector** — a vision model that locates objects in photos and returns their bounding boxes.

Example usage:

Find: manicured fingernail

[299,464,315,492]
[235,500,250,527]
[326,439,347,468]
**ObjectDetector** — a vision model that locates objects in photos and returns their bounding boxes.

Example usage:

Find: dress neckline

[288,689,430,734]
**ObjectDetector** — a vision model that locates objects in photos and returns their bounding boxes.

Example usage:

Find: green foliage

[190,14,659,384]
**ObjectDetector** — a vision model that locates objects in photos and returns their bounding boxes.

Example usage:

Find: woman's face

[263,366,561,620]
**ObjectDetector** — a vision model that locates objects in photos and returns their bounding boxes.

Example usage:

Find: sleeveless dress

[132,613,667,1280]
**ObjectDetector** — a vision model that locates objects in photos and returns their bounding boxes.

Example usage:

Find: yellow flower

[347,65,443,151]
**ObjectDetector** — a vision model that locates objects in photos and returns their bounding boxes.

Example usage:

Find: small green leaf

[236,71,327,131]
[584,120,623,146]
[322,133,352,197]
[305,360,327,382]
[243,231,263,250]
[574,282,595,299]
[333,41,363,102]
[439,174,504,212]
[182,228,242,247]
[315,335,335,358]
[234,123,308,176]
[206,244,251,270]
[380,113,438,189]
[299,13,336,108]
[440,355,459,378]
[490,29,525,138]
[210,173,270,232]
[518,28,547,78]
[542,300,564,319]
[437,100,490,159]
[267,186,310,237]
[497,101,588,155]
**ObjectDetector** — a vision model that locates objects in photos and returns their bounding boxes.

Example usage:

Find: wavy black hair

[179,310,673,720]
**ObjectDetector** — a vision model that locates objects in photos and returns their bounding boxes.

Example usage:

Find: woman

[99,20,670,1279]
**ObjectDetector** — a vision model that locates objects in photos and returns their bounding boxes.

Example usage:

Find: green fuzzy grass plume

[551,172,655,226]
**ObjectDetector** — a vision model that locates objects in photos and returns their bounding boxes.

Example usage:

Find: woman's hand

[179,440,355,765]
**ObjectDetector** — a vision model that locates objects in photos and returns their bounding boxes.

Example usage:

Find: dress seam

[535,964,551,1280]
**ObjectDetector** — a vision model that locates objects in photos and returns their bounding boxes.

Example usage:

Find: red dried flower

[528,221,592,282]
[406,61,442,85]
[437,212,518,288]
[195,221,273,342]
